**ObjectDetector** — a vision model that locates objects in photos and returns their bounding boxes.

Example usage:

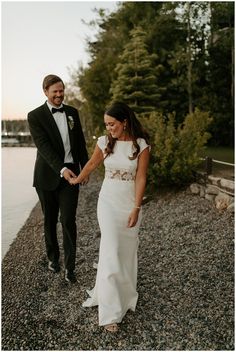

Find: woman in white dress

[70,102,150,332]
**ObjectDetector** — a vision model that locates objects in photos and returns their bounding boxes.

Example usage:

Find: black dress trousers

[36,163,80,271]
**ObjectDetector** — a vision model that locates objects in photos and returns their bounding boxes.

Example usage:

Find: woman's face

[104,114,126,140]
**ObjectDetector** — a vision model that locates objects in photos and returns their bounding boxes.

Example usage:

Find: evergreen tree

[166,2,210,119]
[77,5,126,128]
[110,27,164,114]
[68,1,233,146]
[206,2,234,146]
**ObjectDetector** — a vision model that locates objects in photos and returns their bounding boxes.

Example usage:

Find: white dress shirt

[47,102,73,175]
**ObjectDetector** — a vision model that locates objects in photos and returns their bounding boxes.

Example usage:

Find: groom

[28,74,89,283]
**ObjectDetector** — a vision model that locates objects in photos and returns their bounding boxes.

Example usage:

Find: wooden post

[205,156,212,175]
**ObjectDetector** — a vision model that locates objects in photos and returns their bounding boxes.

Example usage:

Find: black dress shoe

[48,261,60,273]
[65,269,77,283]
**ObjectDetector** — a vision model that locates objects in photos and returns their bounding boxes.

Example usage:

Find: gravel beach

[2,175,234,351]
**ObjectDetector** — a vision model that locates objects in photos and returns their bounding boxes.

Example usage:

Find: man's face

[44,81,64,107]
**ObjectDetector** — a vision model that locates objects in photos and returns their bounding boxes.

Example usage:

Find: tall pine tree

[110,27,164,114]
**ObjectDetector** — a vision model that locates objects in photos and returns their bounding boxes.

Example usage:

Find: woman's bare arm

[70,145,104,184]
[127,147,150,227]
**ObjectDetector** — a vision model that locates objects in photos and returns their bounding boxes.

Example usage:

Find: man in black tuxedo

[28,74,89,283]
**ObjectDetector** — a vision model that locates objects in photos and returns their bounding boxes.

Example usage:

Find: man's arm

[28,111,64,174]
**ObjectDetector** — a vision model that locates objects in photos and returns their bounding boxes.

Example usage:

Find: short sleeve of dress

[138,138,151,155]
[97,135,107,151]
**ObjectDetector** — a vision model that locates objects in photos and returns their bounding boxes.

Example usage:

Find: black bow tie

[52,107,64,114]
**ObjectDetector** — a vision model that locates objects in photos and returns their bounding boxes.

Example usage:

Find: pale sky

[2,1,119,120]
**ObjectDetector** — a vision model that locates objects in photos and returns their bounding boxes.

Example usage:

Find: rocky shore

[2,175,234,351]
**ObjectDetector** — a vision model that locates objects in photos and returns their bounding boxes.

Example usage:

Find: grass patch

[204,146,234,163]
[198,146,234,179]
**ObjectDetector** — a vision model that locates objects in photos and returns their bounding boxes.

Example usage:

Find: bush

[141,108,212,186]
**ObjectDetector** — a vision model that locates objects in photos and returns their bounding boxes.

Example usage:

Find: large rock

[205,184,219,195]
[208,175,221,186]
[215,192,234,210]
[220,179,234,193]
[205,194,215,201]
[199,185,205,198]
[190,183,200,194]
[227,203,234,213]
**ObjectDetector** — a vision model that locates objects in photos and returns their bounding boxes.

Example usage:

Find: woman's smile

[104,114,126,140]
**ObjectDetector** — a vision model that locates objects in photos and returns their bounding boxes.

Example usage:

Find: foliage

[110,26,165,113]
[77,6,129,129]
[142,108,212,186]
[205,2,234,146]
[67,1,233,149]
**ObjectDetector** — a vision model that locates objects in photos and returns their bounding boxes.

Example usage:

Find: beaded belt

[105,169,135,181]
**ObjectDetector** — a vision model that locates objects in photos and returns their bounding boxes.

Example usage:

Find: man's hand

[62,168,76,182]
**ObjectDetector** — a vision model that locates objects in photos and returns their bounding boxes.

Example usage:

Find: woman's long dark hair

[104,102,150,160]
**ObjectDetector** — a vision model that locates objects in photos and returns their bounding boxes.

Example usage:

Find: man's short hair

[42,74,65,90]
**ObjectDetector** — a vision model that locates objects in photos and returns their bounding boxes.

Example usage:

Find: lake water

[2,147,38,258]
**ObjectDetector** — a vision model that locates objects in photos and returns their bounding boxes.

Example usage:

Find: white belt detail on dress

[105,169,135,181]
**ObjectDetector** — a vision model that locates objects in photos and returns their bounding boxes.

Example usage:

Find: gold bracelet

[134,206,141,209]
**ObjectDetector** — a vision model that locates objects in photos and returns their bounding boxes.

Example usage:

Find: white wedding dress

[82,135,150,326]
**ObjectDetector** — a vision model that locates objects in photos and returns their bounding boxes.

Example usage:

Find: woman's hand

[69,145,103,186]
[69,176,80,185]
[127,208,140,228]
[80,176,89,185]
[70,175,89,185]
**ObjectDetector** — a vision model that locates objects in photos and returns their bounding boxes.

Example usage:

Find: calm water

[2,147,38,258]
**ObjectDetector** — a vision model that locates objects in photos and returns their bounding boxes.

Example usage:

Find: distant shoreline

[2,143,35,147]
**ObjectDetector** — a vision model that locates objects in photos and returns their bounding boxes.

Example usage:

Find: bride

[70,102,150,332]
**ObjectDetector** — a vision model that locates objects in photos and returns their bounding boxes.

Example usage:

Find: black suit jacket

[28,102,88,190]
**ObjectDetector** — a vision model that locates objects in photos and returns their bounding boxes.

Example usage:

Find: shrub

[141,108,212,186]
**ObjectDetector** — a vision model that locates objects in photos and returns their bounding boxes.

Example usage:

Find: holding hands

[68,145,103,186]
[62,168,89,185]
[69,175,89,185]
[69,176,79,185]
[63,168,76,182]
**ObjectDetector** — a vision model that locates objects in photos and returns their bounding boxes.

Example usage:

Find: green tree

[77,6,126,129]
[68,1,233,147]
[110,27,164,114]
[206,1,234,146]
[167,2,211,117]
[73,2,166,130]
[147,2,188,120]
